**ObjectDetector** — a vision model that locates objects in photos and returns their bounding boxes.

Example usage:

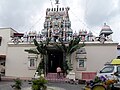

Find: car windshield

[100,66,114,73]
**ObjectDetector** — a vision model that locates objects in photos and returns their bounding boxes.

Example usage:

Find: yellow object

[105,80,114,85]
[111,59,120,65]
[85,87,91,90]
[92,85,106,90]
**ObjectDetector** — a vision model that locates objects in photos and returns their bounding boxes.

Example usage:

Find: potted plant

[32,76,47,90]
[11,78,22,90]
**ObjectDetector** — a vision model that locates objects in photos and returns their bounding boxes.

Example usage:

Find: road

[48,82,84,90]
[0,81,85,90]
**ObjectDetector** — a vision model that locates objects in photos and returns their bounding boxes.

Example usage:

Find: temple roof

[100,23,113,36]
[88,31,93,37]
[79,30,87,36]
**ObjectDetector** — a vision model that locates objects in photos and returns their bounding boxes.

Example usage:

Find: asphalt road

[48,82,84,90]
[0,81,85,90]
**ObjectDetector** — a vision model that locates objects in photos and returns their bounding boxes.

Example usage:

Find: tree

[54,37,85,75]
[25,38,51,76]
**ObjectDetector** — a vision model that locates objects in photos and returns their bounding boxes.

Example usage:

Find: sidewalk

[22,86,66,90]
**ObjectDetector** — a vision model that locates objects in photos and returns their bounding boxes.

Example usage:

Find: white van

[97,59,120,80]
[97,65,120,80]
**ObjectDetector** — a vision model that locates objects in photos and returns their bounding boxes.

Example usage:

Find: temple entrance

[48,50,63,73]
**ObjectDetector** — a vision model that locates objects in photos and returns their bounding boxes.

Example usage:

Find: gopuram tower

[41,0,73,42]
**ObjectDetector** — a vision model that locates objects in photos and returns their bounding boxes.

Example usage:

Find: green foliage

[25,38,51,55]
[94,76,102,83]
[32,76,47,90]
[63,60,73,74]
[55,37,84,55]
[37,59,44,75]
[11,78,22,89]
[24,49,39,54]
[54,37,85,74]
[24,38,51,75]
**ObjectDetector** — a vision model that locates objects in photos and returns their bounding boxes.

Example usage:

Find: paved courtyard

[0,80,85,90]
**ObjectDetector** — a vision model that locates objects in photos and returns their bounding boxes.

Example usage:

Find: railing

[82,72,97,81]
[46,73,68,82]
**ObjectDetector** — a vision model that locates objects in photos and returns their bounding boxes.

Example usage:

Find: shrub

[32,76,47,90]
[11,78,22,90]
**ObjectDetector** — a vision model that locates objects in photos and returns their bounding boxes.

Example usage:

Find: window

[117,66,120,77]
[100,66,114,73]
[79,59,84,67]
[77,59,86,71]
[117,66,120,74]
[30,58,35,67]
[28,57,37,69]
[78,59,86,68]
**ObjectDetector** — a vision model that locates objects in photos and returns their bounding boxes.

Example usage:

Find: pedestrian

[56,67,61,78]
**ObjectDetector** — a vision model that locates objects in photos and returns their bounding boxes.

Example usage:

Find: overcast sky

[0,0,120,43]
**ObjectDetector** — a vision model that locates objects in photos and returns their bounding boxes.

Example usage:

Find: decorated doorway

[48,50,63,73]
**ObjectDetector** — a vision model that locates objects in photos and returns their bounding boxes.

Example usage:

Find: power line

[84,0,90,20]
[65,0,99,35]
[70,10,86,28]
[24,0,54,32]
[29,15,44,31]
[22,14,44,33]
[70,10,99,35]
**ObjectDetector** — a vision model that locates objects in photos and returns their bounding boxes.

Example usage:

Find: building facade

[0,1,118,80]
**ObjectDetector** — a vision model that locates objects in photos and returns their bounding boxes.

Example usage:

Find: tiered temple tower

[41,0,72,42]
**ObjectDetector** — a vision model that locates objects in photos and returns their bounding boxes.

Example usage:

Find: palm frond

[60,40,67,53]
[70,42,85,54]
[36,46,46,55]
[33,39,39,46]
[45,38,51,45]
[72,37,80,46]
[69,45,80,54]
[74,37,80,45]
[54,42,64,52]
[24,49,39,54]
[69,39,74,49]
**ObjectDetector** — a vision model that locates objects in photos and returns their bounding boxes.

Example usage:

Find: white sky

[0,0,120,43]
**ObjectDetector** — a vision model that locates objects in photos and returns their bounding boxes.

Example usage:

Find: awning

[111,59,120,65]
[0,55,6,60]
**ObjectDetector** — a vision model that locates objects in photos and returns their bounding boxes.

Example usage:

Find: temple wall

[71,42,118,79]
[5,44,41,78]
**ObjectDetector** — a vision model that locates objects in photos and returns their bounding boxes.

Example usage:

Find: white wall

[85,44,117,72]
[0,28,16,55]
[5,44,41,78]
[74,42,118,79]
[5,41,118,79]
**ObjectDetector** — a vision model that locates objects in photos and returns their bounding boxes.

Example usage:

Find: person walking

[56,67,61,79]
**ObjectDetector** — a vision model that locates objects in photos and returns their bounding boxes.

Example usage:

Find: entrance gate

[47,50,63,73]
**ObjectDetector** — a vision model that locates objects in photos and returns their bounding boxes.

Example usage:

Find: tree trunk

[63,53,66,76]
[44,54,48,77]
[62,53,73,75]
[66,54,73,72]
